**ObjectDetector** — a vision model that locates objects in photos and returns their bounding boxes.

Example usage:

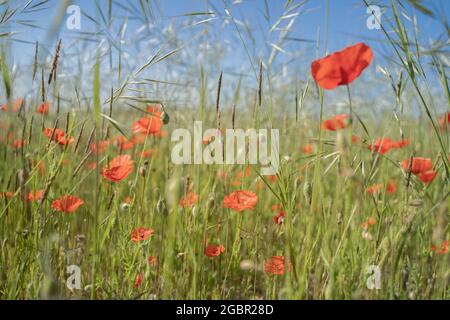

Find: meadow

[0,0,449,300]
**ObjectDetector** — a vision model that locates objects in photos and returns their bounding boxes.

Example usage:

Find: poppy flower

[133,272,142,289]
[263,256,292,275]
[351,135,361,144]
[0,98,24,112]
[223,190,258,212]
[114,135,134,151]
[37,102,50,114]
[101,155,134,183]
[311,42,373,90]
[132,114,163,135]
[147,256,157,266]
[271,204,283,211]
[368,138,409,155]
[361,217,376,229]
[27,190,43,202]
[130,227,154,242]
[138,148,156,158]
[43,128,74,146]
[11,139,27,149]
[386,181,397,193]
[322,114,349,131]
[273,211,285,225]
[204,244,225,257]
[0,191,14,199]
[180,191,198,208]
[365,183,384,194]
[89,140,109,154]
[51,195,84,213]
[301,144,315,154]
[401,157,432,174]
[417,170,437,184]
[431,240,449,254]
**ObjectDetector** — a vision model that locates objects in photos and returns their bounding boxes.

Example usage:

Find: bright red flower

[37,102,50,114]
[43,128,74,145]
[180,191,198,208]
[263,256,292,275]
[204,244,225,257]
[401,157,432,174]
[114,135,134,151]
[101,155,134,182]
[27,190,43,202]
[130,227,154,242]
[431,240,449,254]
[11,139,27,149]
[89,140,109,154]
[0,98,24,112]
[365,183,384,194]
[322,114,349,131]
[386,181,397,194]
[368,138,409,155]
[223,190,258,212]
[132,115,163,135]
[311,43,373,90]
[133,272,142,289]
[273,211,285,225]
[361,217,376,229]
[301,144,315,154]
[438,112,450,130]
[51,195,84,213]
[417,170,437,184]
[147,256,157,266]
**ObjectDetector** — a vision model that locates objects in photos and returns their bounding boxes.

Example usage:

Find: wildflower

[223,190,258,212]
[311,42,373,90]
[134,272,142,289]
[114,135,134,151]
[273,211,285,225]
[386,181,397,193]
[27,190,43,202]
[0,98,24,112]
[365,183,384,194]
[11,139,27,149]
[322,114,349,131]
[301,144,315,154]
[401,157,432,174]
[43,128,74,146]
[368,138,409,155]
[263,256,292,275]
[37,102,50,114]
[204,244,225,257]
[361,217,376,229]
[89,140,109,154]
[51,195,84,213]
[417,170,437,184]
[180,191,198,208]
[147,256,157,266]
[130,227,154,242]
[431,240,449,254]
[101,155,134,183]
[132,113,163,135]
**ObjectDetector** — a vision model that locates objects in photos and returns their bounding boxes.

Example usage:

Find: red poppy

[361,217,376,229]
[365,183,384,194]
[101,155,134,182]
[27,190,43,202]
[368,138,408,155]
[0,98,24,112]
[401,157,432,174]
[37,102,50,114]
[132,114,163,135]
[386,181,397,194]
[301,144,315,154]
[0,191,14,199]
[147,256,157,266]
[273,211,285,225]
[204,244,225,257]
[271,204,283,212]
[322,114,349,131]
[130,227,154,242]
[133,272,142,289]
[43,128,74,145]
[311,43,373,90]
[431,240,449,254]
[89,140,109,154]
[11,139,27,149]
[180,191,198,208]
[223,190,258,212]
[138,148,156,158]
[114,135,134,151]
[417,170,437,184]
[51,195,84,213]
[351,135,361,144]
[263,256,292,275]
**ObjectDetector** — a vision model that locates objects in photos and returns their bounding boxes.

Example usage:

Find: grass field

[0,0,449,300]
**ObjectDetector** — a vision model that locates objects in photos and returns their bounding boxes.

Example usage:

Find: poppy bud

[162,111,170,125]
